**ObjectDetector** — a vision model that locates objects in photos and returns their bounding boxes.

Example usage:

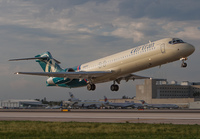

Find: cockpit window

[169,38,184,44]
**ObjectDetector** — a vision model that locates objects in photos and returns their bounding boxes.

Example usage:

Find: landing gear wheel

[180,57,188,68]
[181,62,187,68]
[87,84,96,91]
[110,84,119,91]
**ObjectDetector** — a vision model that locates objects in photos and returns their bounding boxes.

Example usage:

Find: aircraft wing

[15,71,112,79]
[115,73,150,83]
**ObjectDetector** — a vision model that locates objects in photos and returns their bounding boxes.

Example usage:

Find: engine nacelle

[66,68,75,72]
[46,77,55,85]
[46,68,75,86]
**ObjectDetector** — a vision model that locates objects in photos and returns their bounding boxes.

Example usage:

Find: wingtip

[14,72,19,75]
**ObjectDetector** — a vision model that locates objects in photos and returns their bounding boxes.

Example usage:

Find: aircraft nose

[188,44,195,54]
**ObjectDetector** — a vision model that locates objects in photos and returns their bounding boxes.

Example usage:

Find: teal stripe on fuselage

[56,79,87,88]
[46,65,86,88]
[53,77,71,84]
[46,77,87,88]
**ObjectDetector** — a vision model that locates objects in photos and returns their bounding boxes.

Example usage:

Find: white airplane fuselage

[80,38,195,84]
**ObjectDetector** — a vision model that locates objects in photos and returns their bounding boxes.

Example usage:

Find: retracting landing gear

[180,58,188,68]
[87,83,96,91]
[110,81,119,91]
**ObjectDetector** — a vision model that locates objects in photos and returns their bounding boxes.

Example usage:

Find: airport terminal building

[136,79,200,106]
[102,79,200,108]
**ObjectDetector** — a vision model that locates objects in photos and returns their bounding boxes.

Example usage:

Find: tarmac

[0,109,200,125]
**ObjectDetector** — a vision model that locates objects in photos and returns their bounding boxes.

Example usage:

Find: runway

[0,109,200,124]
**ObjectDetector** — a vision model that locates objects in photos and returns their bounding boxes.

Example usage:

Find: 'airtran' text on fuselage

[131,42,155,54]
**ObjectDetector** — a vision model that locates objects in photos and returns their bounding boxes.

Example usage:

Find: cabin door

[160,43,165,53]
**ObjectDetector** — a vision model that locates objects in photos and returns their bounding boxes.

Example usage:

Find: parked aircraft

[66,92,104,108]
[140,100,179,109]
[9,38,195,91]
[104,96,140,109]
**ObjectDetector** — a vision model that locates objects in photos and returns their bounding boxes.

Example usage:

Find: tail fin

[69,92,80,102]
[9,51,63,72]
[69,92,74,99]
[104,96,109,103]
[139,100,147,105]
[35,51,62,72]
[104,96,110,105]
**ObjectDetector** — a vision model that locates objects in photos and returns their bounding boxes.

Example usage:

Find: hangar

[0,99,45,109]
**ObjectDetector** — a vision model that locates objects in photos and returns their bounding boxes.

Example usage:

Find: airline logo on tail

[104,96,107,102]
[104,96,109,104]
[140,100,146,105]
[35,51,62,73]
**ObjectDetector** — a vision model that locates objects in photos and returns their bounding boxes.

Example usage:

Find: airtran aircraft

[9,38,195,91]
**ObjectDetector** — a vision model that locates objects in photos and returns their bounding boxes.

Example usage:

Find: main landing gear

[110,84,119,91]
[180,58,187,68]
[110,81,119,91]
[87,83,96,91]
[87,81,120,91]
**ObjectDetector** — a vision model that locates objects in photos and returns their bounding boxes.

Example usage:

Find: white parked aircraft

[104,96,142,109]
[9,38,195,91]
[140,100,179,109]
[67,92,104,108]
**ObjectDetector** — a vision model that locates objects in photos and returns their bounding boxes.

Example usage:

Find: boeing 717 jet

[9,38,195,91]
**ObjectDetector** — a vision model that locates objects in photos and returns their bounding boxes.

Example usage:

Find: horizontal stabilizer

[9,57,61,64]
[9,57,48,61]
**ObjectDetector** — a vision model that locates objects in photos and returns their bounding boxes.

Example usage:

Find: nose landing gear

[180,58,188,68]
[181,62,187,68]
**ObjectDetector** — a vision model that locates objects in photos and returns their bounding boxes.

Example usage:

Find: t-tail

[104,96,109,104]
[35,51,62,72]
[69,92,80,102]
[9,51,63,72]
[139,100,148,105]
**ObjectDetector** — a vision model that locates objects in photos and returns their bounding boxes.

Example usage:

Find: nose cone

[184,43,195,56]
[187,43,195,55]
[189,44,195,54]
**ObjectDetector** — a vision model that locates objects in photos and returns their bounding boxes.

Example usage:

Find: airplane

[64,92,83,108]
[104,96,141,109]
[66,92,104,108]
[9,38,195,91]
[140,100,179,109]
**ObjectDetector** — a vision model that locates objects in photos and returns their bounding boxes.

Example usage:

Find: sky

[1,0,200,101]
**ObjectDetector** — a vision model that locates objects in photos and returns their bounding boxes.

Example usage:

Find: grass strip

[0,121,199,139]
